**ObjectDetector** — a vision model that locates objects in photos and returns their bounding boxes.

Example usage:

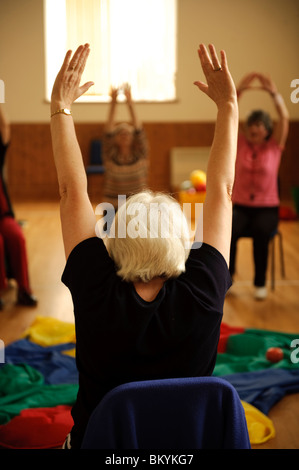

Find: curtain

[63,0,177,101]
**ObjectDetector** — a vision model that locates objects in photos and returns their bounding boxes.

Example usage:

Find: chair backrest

[81,377,251,449]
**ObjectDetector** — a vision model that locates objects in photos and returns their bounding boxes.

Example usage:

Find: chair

[240,228,285,291]
[86,140,105,175]
[269,228,285,290]
[81,377,251,449]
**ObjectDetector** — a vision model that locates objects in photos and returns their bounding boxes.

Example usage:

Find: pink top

[232,134,282,207]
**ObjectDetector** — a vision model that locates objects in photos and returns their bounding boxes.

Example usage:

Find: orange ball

[266,347,284,363]
[190,170,206,192]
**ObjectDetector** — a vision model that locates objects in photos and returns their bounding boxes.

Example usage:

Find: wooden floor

[0,200,298,449]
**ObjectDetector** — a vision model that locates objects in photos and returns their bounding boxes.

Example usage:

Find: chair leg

[270,231,286,291]
[277,231,286,278]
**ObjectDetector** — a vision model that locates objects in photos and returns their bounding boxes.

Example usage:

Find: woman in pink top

[229,73,289,300]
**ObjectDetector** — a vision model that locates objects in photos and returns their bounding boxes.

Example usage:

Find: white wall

[0,0,299,122]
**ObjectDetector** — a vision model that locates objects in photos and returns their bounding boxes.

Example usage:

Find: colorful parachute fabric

[0,317,298,448]
[22,315,76,347]
[0,316,78,449]
[241,400,275,445]
[214,325,299,444]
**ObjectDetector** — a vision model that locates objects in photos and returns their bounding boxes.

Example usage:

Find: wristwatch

[51,108,72,118]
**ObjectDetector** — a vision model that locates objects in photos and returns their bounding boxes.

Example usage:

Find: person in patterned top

[102,84,148,208]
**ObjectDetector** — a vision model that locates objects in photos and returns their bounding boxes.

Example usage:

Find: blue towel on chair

[81,377,250,449]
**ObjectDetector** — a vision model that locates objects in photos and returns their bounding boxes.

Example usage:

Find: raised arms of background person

[50,44,96,259]
[105,83,142,133]
[237,72,289,148]
[0,104,10,145]
[194,44,238,266]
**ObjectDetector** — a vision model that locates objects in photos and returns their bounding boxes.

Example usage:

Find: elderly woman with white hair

[50,43,238,449]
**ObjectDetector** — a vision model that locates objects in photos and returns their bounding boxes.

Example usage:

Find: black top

[0,136,14,218]
[62,237,231,448]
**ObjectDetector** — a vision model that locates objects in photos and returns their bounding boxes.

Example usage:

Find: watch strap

[51,108,72,118]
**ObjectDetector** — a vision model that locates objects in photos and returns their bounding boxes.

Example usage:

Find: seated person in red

[50,43,238,449]
[0,104,37,308]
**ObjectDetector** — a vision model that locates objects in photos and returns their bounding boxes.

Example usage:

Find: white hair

[104,191,191,283]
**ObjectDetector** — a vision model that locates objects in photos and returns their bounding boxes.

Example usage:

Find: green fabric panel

[0,364,78,425]
[214,330,299,376]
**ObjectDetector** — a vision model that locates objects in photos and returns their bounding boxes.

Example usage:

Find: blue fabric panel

[1,339,78,385]
[222,368,299,415]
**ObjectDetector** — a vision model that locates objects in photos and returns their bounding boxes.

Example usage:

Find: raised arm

[255,73,289,148]
[123,83,142,130]
[105,86,118,133]
[194,44,238,265]
[236,72,258,99]
[50,44,96,259]
[235,72,258,134]
[0,104,11,145]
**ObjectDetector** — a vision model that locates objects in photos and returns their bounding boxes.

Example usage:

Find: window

[44,0,177,102]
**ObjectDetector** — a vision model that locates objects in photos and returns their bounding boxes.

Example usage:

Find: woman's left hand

[194,44,237,109]
[256,73,278,95]
[51,44,94,113]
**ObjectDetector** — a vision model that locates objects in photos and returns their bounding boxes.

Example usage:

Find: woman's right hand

[194,44,237,109]
[109,86,118,102]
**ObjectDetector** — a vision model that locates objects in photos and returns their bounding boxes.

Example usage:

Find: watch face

[64,109,71,115]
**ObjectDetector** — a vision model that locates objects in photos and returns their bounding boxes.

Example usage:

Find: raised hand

[255,73,278,95]
[194,44,236,109]
[109,86,119,102]
[51,44,94,113]
[123,83,132,103]
[236,72,258,96]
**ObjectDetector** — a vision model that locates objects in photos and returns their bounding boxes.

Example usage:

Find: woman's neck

[133,277,165,302]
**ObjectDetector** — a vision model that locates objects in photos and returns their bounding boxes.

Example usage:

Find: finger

[193,80,209,95]
[78,81,94,96]
[220,49,227,71]
[68,45,84,71]
[208,44,221,70]
[198,44,213,73]
[77,44,91,76]
[60,50,72,74]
